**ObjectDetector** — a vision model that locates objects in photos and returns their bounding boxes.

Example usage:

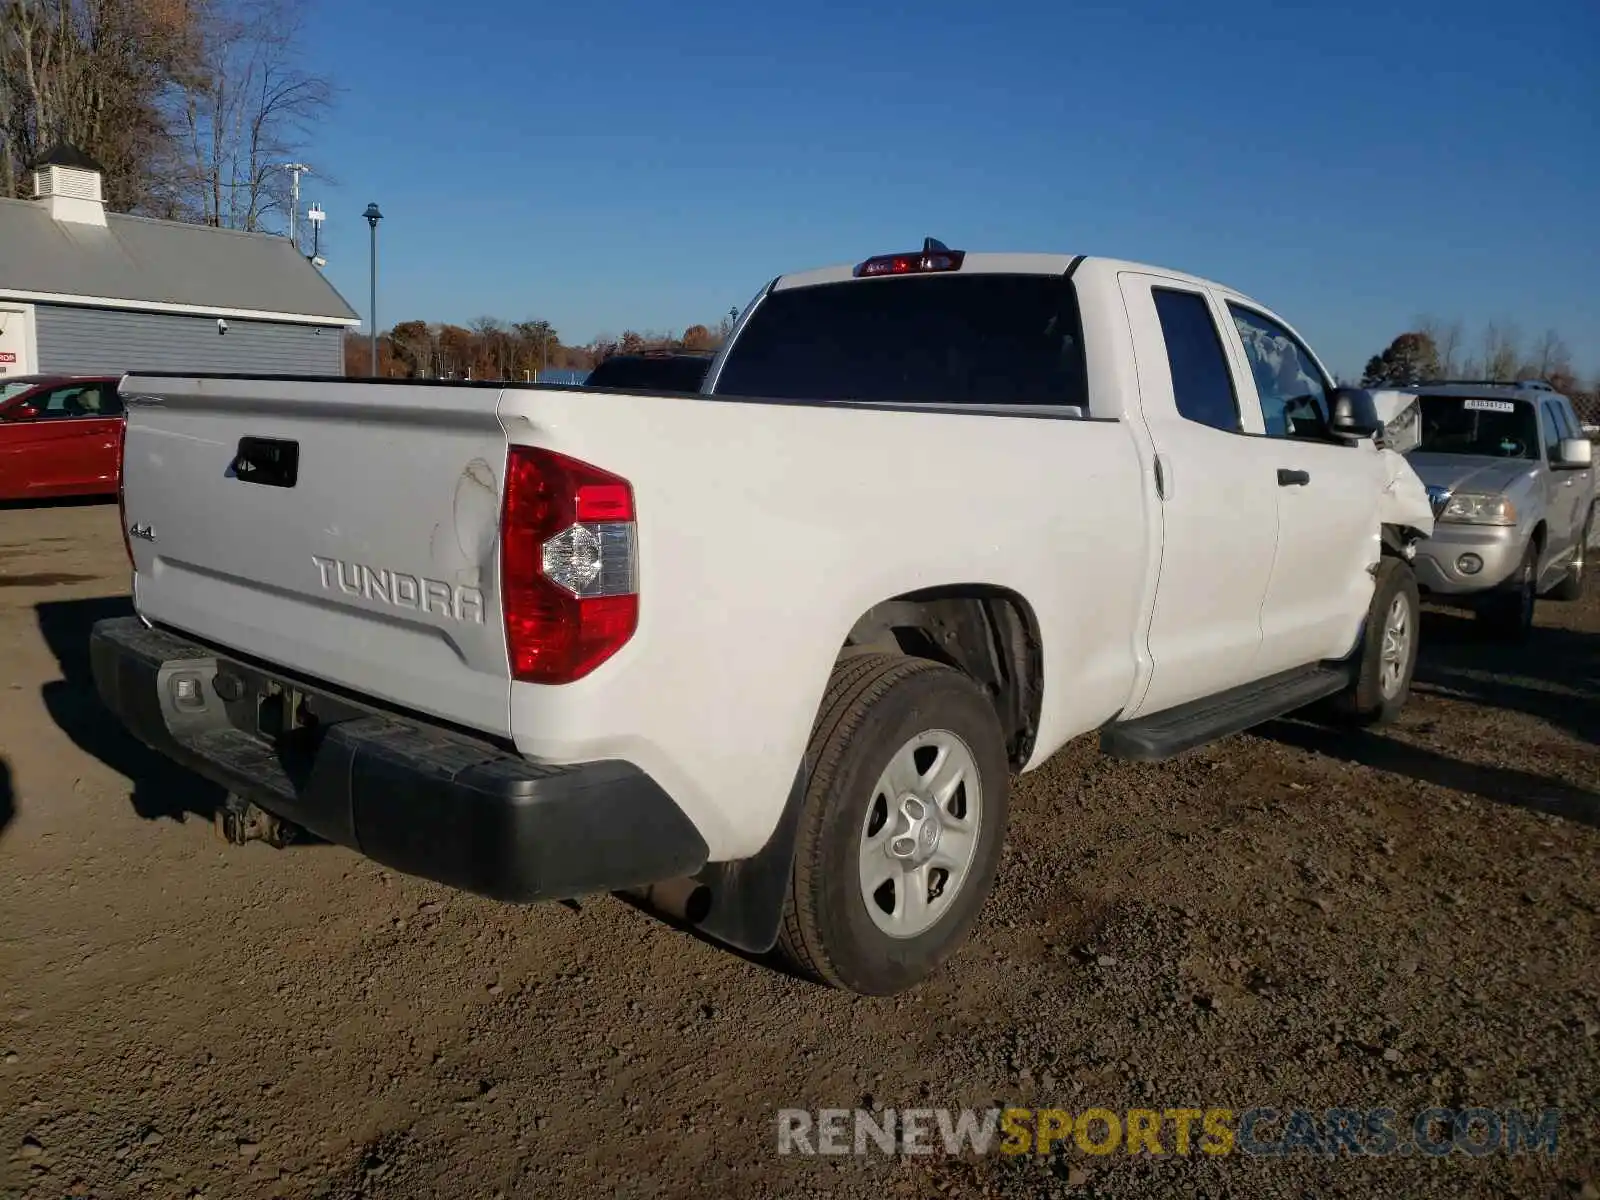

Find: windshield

[713,273,1089,409]
[0,380,38,404]
[1415,395,1539,459]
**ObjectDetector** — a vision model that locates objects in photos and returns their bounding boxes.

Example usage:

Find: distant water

[532,368,589,386]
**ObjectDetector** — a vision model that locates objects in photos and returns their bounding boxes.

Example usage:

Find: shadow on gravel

[1411,608,1600,746]
[608,891,817,984]
[1261,606,1599,827]
[1259,719,1598,828]
[0,757,14,843]
[34,594,227,825]
[0,495,116,512]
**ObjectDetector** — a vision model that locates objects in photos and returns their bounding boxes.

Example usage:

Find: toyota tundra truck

[91,243,1435,996]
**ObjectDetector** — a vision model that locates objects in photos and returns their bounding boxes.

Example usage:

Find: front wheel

[1547,505,1594,602]
[777,654,1010,995]
[1327,556,1420,726]
[1479,542,1537,641]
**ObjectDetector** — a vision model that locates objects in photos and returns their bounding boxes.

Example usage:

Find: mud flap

[668,763,809,955]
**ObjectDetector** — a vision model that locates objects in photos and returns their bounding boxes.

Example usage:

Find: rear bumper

[88,616,708,903]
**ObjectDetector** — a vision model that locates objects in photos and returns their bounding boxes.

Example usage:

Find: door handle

[1277,468,1311,487]
[230,437,300,488]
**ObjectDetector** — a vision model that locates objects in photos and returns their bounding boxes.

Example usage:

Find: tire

[1327,556,1420,726]
[777,653,1010,996]
[1478,542,1538,641]
[1546,505,1594,603]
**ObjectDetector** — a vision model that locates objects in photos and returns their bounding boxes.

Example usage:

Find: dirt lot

[2,501,1596,1200]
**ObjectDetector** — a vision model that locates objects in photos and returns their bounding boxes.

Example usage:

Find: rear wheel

[1327,556,1420,726]
[1479,542,1538,641]
[1547,505,1594,602]
[777,654,1009,995]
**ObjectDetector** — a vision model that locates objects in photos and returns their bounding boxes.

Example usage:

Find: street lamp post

[363,202,383,376]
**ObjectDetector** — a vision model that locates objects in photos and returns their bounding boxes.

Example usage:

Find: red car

[0,374,125,501]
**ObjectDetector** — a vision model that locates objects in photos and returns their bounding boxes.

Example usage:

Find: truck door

[1540,399,1584,574]
[1221,302,1385,675]
[1116,273,1279,718]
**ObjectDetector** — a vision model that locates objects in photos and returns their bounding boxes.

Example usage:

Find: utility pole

[273,163,313,248]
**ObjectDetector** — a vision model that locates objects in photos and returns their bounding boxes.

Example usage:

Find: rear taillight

[116,417,133,570]
[501,446,638,683]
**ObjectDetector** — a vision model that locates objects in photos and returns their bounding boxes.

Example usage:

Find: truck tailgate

[119,375,512,736]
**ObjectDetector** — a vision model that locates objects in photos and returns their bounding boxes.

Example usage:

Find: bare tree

[1479,321,1522,382]
[1415,315,1464,378]
[171,0,332,230]
[2,0,189,208]
[1527,328,1571,381]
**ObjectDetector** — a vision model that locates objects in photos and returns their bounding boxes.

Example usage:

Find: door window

[1551,401,1581,442]
[1542,402,1565,462]
[19,383,109,419]
[1228,305,1333,441]
[1152,288,1240,432]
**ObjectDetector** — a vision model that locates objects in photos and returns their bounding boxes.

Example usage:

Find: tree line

[2,0,332,236]
[1360,318,1596,418]
[341,315,738,380]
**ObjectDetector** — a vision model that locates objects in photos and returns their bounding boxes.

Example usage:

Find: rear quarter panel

[499,388,1148,860]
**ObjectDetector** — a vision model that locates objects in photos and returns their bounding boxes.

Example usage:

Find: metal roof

[32,143,106,172]
[0,197,360,324]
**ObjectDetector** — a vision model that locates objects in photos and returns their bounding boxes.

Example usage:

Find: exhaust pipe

[625,876,713,924]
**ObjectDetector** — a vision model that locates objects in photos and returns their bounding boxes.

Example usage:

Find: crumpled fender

[1377,445,1435,537]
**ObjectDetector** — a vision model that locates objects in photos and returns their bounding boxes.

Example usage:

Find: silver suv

[1375,380,1595,639]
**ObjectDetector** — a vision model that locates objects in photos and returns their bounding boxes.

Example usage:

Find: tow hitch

[215,793,300,848]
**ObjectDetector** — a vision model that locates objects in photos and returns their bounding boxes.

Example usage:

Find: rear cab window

[712,273,1089,412]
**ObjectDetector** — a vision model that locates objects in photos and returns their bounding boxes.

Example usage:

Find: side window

[71,384,118,416]
[1152,288,1240,432]
[1228,305,1333,441]
[1542,402,1565,461]
[31,384,95,419]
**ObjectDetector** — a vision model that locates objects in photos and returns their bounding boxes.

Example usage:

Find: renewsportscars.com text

[776,1106,1561,1159]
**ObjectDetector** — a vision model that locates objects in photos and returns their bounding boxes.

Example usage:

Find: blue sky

[302,0,1599,380]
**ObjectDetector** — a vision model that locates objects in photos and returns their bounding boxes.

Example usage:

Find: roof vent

[30,143,107,227]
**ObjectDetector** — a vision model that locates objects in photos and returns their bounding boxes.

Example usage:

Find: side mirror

[1329,387,1383,440]
[6,403,41,421]
[1554,437,1594,469]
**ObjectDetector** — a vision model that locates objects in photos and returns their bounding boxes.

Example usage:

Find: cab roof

[1385,381,1571,404]
[771,250,1265,305]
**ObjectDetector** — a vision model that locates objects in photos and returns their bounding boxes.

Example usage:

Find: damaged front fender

[1377,445,1435,539]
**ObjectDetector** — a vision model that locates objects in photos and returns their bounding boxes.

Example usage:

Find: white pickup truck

[92,243,1434,996]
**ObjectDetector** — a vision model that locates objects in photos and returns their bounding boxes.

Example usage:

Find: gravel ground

[1,501,1596,1200]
